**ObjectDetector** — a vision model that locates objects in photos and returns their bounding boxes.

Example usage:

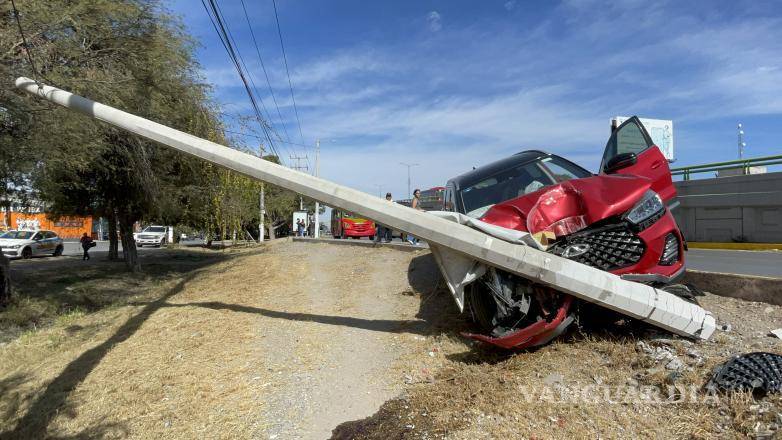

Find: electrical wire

[201,0,284,162]
[239,0,291,144]
[271,0,305,144]
[224,129,312,149]
[10,0,42,84]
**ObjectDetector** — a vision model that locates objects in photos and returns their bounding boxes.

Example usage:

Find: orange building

[2,212,93,239]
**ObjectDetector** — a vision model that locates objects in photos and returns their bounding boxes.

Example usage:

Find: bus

[331,210,376,239]
[399,187,446,210]
[419,186,445,211]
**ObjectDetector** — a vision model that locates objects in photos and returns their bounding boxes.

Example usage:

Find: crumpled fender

[462,296,574,349]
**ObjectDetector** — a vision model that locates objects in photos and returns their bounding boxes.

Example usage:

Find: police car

[0,230,64,259]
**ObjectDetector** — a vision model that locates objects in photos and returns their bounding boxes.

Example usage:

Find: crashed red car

[443,116,685,349]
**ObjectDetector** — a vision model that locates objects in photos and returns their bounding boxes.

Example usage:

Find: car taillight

[659,233,679,266]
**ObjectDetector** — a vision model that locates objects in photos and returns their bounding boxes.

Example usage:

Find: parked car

[0,229,64,259]
[133,225,168,247]
[443,116,685,349]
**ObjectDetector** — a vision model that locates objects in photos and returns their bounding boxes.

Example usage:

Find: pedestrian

[297,219,305,237]
[407,189,422,245]
[380,193,394,243]
[80,232,94,260]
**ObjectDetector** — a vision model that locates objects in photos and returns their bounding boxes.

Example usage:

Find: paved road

[686,248,782,278]
[60,239,205,258]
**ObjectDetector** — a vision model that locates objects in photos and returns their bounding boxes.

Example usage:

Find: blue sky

[168,0,782,199]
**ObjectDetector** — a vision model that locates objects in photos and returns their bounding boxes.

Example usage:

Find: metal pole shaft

[314,139,320,238]
[259,145,265,242]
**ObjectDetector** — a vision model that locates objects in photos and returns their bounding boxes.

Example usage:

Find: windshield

[0,230,34,240]
[459,156,590,218]
[144,226,166,233]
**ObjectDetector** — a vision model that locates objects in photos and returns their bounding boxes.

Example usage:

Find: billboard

[612,117,674,162]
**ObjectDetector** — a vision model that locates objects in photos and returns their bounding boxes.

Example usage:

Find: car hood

[479,174,653,233]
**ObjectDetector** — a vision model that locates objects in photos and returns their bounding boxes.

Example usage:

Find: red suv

[443,117,684,348]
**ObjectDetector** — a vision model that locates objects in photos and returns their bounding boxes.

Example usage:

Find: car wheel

[53,245,63,256]
[21,247,32,259]
[138,244,143,248]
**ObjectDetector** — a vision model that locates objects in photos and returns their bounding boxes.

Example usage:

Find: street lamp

[399,162,419,199]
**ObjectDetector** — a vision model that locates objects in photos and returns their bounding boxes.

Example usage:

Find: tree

[1,0,226,272]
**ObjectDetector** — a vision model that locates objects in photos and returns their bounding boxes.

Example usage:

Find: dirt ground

[1,240,780,439]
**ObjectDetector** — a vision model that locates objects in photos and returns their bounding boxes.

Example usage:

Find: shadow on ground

[0,249,249,439]
[1,249,238,335]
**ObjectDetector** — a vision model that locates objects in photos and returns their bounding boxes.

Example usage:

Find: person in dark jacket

[79,232,94,260]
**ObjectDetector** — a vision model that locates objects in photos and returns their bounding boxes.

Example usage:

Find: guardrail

[671,154,782,180]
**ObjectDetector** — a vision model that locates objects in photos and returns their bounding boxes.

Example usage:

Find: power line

[223,129,312,149]
[239,0,291,144]
[212,0,277,133]
[271,0,305,144]
[10,0,42,83]
[201,0,284,163]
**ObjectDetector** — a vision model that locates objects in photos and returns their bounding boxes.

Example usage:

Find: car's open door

[599,116,676,202]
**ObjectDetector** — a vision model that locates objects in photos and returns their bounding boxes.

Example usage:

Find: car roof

[446,150,552,190]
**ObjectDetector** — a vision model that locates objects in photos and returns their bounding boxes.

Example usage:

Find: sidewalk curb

[687,242,782,251]
[681,269,782,306]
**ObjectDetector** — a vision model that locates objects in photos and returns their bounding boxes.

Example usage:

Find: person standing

[376,193,394,243]
[80,232,94,260]
[407,189,422,245]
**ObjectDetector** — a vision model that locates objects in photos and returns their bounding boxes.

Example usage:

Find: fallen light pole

[15,77,716,342]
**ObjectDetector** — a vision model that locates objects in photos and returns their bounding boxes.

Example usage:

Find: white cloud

[427,11,442,32]
[504,1,517,11]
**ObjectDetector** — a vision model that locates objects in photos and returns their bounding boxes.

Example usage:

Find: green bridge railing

[671,154,782,180]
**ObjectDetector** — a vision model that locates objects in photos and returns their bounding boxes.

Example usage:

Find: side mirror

[604,152,637,174]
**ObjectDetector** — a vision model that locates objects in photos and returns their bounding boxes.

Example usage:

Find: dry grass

[331,258,782,439]
[0,246,282,439]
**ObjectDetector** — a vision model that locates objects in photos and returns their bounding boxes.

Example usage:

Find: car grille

[139,235,157,239]
[549,224,645,271]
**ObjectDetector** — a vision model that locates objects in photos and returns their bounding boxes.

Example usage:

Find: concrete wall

[673,171,782,243]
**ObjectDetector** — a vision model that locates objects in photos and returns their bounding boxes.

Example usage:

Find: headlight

[8,244,22,249]
[343,222,352,229]
[626,190,664,226]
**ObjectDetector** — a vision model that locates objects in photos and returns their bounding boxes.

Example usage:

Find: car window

[460,162,553,218]
[444,185,455,211]
[540,157,591,183]
[1,231,34,239]
[32,232,42,240]
[145,226,166,233]
[601,119,653,171]
[45,231,58,239]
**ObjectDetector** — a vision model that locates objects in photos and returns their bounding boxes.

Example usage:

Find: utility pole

[259,144,265,242]
[314,139,320,238]
[373,184,384,197]
[399,162,419,199]
[289,154,309,172]
[738,123,746,159]
[290,154,308,214]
